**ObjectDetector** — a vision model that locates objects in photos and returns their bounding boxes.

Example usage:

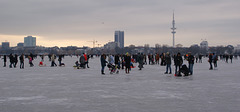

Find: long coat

[100,55,107,67]
[125,56,131,68]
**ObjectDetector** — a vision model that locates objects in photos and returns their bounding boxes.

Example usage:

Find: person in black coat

[225,54,229,63]
[125,53,131,74]
[100,54,108,75]
[58,55,62,66]
[14,54,18,68]
[19,54,24,69]
[9,54,14,68]
[3,55,7,67]
[160,53,166,66]
[208,53,213,70]
[114,54,120,73]
[138,53,144,70]
[174,52,183,75]
[230,54,233,63]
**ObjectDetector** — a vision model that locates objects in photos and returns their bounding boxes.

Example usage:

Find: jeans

[166,64,171,73]
[175,65,181,74]
[213,62,217,68]
[209,62,213,69]
[20,62,24,69]
[9,63,14,68]
[101,66,105,73]
[59,60,61,65]
[189,64,194,75]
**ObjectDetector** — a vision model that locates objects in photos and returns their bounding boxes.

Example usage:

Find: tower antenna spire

[171,10,176,48]
[173,10,175,20]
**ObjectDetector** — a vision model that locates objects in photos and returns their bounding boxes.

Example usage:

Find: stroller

[176,64,190,77]
[107,63,117,74]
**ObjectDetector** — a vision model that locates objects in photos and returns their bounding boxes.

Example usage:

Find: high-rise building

[114,31,124,48]
[1,42,10,49]
[24,36,36,47]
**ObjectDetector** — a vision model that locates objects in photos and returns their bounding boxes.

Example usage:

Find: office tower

[24,36,36,47]
[114,31,124,48]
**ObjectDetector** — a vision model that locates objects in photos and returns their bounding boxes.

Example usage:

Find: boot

[101,70,105,75]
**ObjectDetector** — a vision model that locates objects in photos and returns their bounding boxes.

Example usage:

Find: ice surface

[0,56,240,112]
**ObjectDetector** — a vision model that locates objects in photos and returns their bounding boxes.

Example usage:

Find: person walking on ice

[3,55,7,67]
[51,54,57,67]
[19,54,24,69]
[208,53,213,70]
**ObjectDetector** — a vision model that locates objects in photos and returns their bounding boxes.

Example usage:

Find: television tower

[171,11,176,48]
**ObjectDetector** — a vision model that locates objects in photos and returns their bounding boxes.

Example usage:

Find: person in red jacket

[83,53,90,68]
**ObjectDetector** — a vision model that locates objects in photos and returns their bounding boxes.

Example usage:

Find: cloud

[0,0,240,47]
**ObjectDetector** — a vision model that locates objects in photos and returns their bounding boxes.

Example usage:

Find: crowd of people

[1,52,239,77]
[99,52,239,76]
[0,53,66,69]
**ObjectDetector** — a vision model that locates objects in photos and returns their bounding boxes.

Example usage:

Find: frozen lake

[0,56,240,112]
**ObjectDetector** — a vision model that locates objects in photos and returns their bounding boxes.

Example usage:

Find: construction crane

[87,40,97,48]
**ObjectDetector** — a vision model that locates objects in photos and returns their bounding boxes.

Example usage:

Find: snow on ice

[0,56,240,112]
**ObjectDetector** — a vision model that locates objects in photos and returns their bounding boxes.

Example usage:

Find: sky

[0,0,240,47]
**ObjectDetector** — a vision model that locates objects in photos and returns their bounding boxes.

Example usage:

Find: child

[28,56,34,67]
[74,61,80,69]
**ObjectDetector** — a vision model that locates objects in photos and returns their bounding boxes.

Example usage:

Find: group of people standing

[164,52,194,76]
[100,53,133,75]
[99,52,195,76]
[100,51,235,76]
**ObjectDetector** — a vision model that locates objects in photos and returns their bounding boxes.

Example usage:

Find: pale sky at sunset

[0,0,240,47]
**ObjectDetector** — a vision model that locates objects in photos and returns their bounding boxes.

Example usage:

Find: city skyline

[0,0,240,47]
